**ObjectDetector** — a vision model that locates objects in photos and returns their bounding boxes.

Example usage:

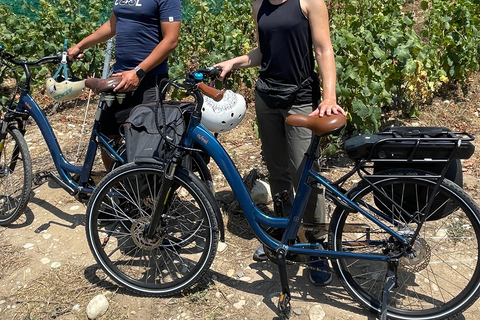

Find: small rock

[233,299,246,309]
[226,269,235,278]
[217,241,227,253]
[72,304,81,312]
[50,262,61,269]
[309,304,326,320]
[40,258,51,265]
[237,271,244,278]
[86,294,109,319]
[293,308,302,315]
[23,243,34,249]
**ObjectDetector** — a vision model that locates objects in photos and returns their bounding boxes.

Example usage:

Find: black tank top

[257,0,319,104]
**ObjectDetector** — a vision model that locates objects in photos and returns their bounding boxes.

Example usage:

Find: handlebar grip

[198,82,224,102]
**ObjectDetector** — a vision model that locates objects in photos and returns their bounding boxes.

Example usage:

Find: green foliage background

[1,0,479,135]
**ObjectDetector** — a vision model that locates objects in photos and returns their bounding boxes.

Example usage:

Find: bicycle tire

[110,145,214,194]
[85,162,219,296]
[183,152,215,194]
[0,126,32,225]
[329,169,480,320]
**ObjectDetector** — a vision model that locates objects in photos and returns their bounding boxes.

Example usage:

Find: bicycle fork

[146,160,178,239]
[0,120,8,155]
[0,119,20,175]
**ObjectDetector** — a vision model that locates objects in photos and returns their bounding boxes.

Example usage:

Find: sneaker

[309,257,332,286]
[253,244,268,261]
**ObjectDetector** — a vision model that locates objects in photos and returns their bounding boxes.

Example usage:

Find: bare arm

[216,0,263,80]
[113,21,181,92]
[67,12,116,61]
[302,0,345,117]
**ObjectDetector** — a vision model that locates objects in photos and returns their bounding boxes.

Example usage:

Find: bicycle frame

[184,112,409,264]
[5,83,124,196]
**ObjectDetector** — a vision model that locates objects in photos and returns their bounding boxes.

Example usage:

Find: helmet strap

[53,39,76,81]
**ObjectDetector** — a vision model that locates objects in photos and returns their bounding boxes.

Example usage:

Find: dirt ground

[0,71,480,320]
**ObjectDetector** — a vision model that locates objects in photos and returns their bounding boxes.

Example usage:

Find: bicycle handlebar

[0,46,62,67]
[178,66,225,101]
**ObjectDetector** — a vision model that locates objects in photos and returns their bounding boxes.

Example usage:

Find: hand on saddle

[111,70,140,93]
[310,99,346,118]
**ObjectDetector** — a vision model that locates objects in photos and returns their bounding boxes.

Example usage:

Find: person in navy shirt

[67,0,181,168]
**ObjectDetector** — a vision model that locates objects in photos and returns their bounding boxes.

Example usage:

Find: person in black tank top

[216,0,346,286]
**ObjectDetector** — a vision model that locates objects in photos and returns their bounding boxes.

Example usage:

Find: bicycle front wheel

[85,163,219,296]
[0,126,32,225]
[329,169,480,320]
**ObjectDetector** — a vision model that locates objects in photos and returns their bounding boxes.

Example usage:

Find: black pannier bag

[123,101,187,164]
[345,127,475,221]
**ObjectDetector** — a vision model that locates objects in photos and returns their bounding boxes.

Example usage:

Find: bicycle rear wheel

[85,162,219,296]
[0,126,32,225]
[329,169,480,320]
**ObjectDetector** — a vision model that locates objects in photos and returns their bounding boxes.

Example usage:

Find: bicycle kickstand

[276,247,291,319]
[380,259,398,320]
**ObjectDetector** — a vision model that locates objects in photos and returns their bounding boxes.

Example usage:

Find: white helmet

[201,90,246,133]
[45,77,86,102]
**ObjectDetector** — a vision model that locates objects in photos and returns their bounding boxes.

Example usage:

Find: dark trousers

[255,92,326,241]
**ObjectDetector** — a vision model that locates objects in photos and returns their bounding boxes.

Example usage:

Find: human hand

[67,46,84,61]
[112,70,140,92]
[214,61,234,81]
[309,100,346,117]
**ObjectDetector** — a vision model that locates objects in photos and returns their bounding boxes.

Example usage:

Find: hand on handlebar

[213,61,233,81]
[67,46,84,61]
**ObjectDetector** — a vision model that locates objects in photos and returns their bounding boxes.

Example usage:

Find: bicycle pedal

[33,171,52,187]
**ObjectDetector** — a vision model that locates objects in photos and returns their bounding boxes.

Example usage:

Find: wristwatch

[134,66,146,79]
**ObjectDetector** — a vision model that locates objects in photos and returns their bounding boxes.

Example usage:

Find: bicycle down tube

[16,93,123,194]
[187,120,408,263]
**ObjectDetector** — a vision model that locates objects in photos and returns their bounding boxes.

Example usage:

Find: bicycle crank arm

[33,171,77,195]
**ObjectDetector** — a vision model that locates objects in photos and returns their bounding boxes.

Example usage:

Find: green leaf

[372,46,386,60]
[421,1,429,11]
[395,47,411,63]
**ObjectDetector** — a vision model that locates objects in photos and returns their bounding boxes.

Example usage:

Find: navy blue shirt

[112,0,181,75]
